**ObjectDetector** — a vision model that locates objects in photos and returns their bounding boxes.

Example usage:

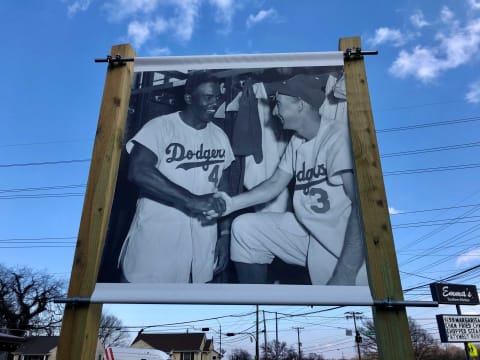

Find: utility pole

[263,310,267,359]
[345,312,363,360]
[275,312,279,360]
[201,323,222,358]
[456,305,471,360]
[256,305,259,360]
[293,327,303,360]
[219,323,222,359]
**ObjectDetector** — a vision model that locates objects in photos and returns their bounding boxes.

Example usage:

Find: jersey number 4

[208,165,220,185]
[310,187,330,214]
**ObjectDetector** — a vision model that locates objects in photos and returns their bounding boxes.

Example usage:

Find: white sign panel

[91,51,373,305]
[436,315,480,343]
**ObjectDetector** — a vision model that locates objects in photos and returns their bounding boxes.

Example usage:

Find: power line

[392,215,480,228]
[376,116,480,133]
[1,139,92,148]
[390,203,480,216]
[384,162,480,176]
[403,263,480,292]
[0,193,85,199]
[380,141,480,158]
[0,184,86,193]
[0,159,91,168]
[0,236,76,241]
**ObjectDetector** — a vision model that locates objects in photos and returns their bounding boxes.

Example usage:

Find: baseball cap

[274,74,326,109]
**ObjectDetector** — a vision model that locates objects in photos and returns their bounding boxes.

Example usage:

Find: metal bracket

[54,297,92,304]
[374,299,438,309]
[344,47,378,60]
[94,54,135,67]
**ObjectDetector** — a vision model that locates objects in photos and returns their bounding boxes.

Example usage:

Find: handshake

[188,192,232,222]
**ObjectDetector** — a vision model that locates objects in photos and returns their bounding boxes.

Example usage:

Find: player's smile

[273,93,300,131]
[190,82,222,125]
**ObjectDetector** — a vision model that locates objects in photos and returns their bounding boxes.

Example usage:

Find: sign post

[340,36,415,359]
[56,44,136,360]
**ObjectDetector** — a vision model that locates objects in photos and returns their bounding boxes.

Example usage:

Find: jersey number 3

[310,188,330,213]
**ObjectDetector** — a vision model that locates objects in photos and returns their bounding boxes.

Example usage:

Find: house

[11,336,105,360]
[131,333,220,360]
[0,333,24,360]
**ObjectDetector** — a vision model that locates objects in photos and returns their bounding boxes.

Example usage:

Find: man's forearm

[331,205,364,280]
[230,167,292,212]
[131,165,194,208]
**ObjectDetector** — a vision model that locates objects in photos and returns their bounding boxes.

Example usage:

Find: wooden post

[339,37,415,359]
[57,44,136,360]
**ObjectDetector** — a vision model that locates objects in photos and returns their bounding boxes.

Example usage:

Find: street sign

[365,331,376,336]
[430,283,479,305]
[436,315,480,342]
[468,343,478,357]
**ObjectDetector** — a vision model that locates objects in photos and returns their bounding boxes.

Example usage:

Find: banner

[92,52,373,304]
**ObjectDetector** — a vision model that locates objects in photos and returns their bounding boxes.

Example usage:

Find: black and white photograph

[93,52,372,305]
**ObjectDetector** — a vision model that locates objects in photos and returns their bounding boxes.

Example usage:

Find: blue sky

[1,0,480,357]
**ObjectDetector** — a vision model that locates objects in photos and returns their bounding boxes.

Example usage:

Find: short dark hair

[184,70,218,95]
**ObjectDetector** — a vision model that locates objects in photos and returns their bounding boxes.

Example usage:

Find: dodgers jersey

[126,111,234,194]
[278,117,354,259]
[120,111,234,283]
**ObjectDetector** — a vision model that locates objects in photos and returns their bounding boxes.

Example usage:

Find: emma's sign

[430,283,479,305]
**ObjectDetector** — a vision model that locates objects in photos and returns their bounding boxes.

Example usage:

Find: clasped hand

[188,192,231,221]
[204,192,233,220]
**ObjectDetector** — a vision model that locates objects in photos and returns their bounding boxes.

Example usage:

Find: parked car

[105,346,171,360]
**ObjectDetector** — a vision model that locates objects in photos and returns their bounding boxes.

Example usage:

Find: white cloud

[103,0,160,22]
[67,0,91,16]
[466,80,480,103]
[410,10,429,28]
[152,17,168,33]
[368,27,407,47]
[148,47,172,56]
[246,8,277,28]
[104,0,201,47]
[209,0,235,32]
[170,0,201,42]
[389,16,480,82]
[388,207,402,215]
[440,6,455,24]
[469,0,480,10]
[126,17,169,48]
[128,21,151,48]
[456,247,480,266]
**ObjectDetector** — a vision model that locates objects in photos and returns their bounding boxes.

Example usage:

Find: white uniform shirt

[279,117,353,259]
[120,111,234,283]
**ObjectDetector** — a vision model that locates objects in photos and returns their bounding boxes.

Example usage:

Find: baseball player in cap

[118,70,234,283]
[211,73,367,285]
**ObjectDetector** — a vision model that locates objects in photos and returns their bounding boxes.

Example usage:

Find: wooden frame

[57,44,136,359]
[57,38,414,359]
[340,37,414,359]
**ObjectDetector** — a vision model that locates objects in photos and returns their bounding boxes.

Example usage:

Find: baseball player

[118,71,234,283]
[213,73,366,285]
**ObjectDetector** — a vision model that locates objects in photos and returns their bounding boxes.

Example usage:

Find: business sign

[430,283,479,305]
[89,51,373,305]
[436,315,480,343]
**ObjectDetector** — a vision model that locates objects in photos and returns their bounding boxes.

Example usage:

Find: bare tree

[0,264,65,336]
[261,340,301,360]
[229,348,252,360]
[358,318,441,360]
[98,312,130,347]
